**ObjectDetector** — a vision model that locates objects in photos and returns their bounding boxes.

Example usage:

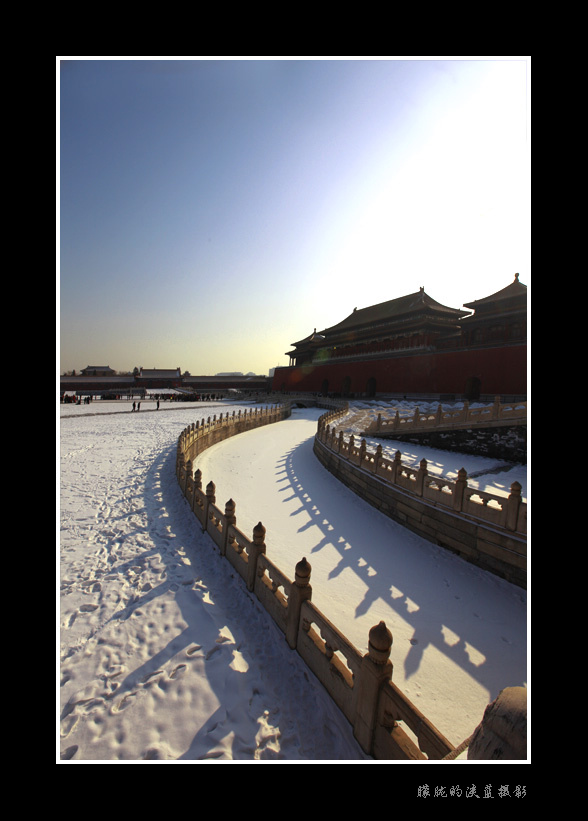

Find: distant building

[81,365,116,376]
[137,367,183,388]
[183,374,271,392]
[61,366,272,396]
[271,275,527,400]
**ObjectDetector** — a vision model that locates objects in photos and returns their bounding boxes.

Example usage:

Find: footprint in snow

[170,664,186,679]
[112,692,136,713]
[205,635,232,660]
[60,714,79,738]
[141,670,164,684]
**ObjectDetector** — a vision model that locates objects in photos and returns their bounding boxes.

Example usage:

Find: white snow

[59,397,527,762]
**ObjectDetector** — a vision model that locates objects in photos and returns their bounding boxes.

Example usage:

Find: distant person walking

[132,401,136,412]
[137,402,141,411]
[157,400,160,410]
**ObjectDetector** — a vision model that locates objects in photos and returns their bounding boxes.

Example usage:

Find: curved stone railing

[314,406,526,588]
[176,404,291,471]
[365,396,526,437]
[175,400,460,760]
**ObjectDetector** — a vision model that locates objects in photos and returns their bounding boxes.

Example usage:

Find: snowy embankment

[59,398,527,762]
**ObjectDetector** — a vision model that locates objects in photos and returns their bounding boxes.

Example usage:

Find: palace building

[271,274,527,400]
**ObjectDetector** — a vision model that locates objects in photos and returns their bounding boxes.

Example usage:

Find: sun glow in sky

[58,57,530,376]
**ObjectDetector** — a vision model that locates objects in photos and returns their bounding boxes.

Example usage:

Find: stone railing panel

[374,679,454,760]
[205,499,227,552]
[462,487,507,527]
[296,600,361,725]
[224,521,266,591]
[395,464,420,494]
[225,524,254,587]
[254,554,291,636]
[192,484,207,528]
[423,475,456,507]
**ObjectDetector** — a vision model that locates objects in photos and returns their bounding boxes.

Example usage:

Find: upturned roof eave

[463,274,527,309]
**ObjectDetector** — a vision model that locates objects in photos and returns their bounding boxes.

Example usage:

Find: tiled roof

[292,288,466,346]
[463,274,527,308]
[138,369,181,378]
[60,375,132,383]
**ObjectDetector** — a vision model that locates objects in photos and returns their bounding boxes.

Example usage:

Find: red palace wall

[271,345,527,397]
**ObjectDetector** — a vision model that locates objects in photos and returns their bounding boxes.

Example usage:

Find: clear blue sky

[58,58,530,376]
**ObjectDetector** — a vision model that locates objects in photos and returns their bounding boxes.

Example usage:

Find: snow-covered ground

[59,397,527,763]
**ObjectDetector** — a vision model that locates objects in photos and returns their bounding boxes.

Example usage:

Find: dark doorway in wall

[321,379,329,396]
[366,377,377,398]
[342,376,351,397]
[464,376,481,401]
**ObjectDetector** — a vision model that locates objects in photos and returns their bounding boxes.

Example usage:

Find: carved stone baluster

[353,622,393,754]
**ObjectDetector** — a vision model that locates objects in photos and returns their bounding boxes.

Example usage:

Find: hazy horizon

[59,58,530,376]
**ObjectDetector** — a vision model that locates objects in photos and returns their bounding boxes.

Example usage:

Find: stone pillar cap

[368,621,393,663]
[295,556,312,584]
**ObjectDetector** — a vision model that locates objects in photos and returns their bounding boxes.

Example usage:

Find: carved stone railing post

[453,467,468,511]
[416,458,427,496]
[185,459,193,498]
[222,499,236,556]
[246,522,266,591]
[353,621,393,754]
[506,481,522,531]
[391,451,401,484]
[203,481,215,532]
[374,444,382,474]
[286,557,313,649]
[183,459,192,498]
[359,438,367,467]
[467,686,527,760]
[331,426,338,449]
[192,468,202,515]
